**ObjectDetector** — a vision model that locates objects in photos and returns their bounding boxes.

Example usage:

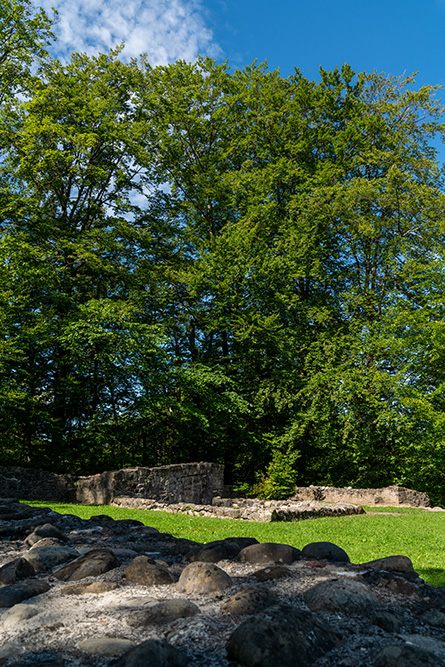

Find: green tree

[0,49,169,470]
[2,41,445,503]
[0,0,55,104]
[147,61,445,497]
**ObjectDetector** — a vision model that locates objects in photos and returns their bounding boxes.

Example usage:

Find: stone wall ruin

[292,484,431,507]
[0,462,224,506]
[0,464,432,509]
[75,462,225,506]
[0,466,77,503]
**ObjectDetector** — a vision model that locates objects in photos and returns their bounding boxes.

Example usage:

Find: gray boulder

[24,523,67,546]
[123,556,176,586]
[116,639,189,666]
[79,637,136,656]
[0,557,35,584]
[371,611,402,633]
[127,599,200,627]
[2,603,41,629]
[420,609,445,628]
[372,643,445,666]
[226,603,338,666]
[23,545,79,572]
[29,537,66,549]
[53,548,119,581]
[238,542,300,565]
[221,585,276,615]
[177,562,232,594]
[304,578,379,614]
[184,537,259,563]
[253,565,292,581]
[400,634,445,657]
[184,542,233,563]
[361,555,415,573]
[300,541,350,563]
[0,579,50,608]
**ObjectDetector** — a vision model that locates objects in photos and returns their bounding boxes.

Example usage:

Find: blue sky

[211,0,445,86]
[39,0,445,90]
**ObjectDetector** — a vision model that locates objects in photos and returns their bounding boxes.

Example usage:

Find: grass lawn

[23,501,445,587]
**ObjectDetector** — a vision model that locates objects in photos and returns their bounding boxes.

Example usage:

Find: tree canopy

[1,4,445,503]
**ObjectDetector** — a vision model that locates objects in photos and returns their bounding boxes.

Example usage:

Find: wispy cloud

[39,0,220,64]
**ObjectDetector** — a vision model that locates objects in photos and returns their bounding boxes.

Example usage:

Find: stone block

[292,485,431,507]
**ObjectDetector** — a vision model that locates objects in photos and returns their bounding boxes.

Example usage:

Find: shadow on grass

[417,567,445,588]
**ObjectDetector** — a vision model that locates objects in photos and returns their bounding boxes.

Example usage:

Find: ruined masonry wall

[0,462,224,505]
[292,485,431,507]
[0,466,77,502]
[75,462,224,505]
[0,464,431,508]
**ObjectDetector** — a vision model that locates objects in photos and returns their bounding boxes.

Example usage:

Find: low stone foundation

[112,496,366,522]
[292,485,431,508]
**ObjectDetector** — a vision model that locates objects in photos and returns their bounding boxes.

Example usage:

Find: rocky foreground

[0,499,445,666]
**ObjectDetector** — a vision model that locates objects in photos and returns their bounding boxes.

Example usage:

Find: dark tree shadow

[417,567,445,588]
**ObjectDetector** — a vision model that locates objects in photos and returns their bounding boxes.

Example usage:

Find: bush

[252,448,299,500]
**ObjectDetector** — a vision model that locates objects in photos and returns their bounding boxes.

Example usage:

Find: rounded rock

[253,565,293,581]
[371,611,402,633]
[221,585,276,615]
[23,545,80,573]
[3,603,40,629]
[372,643,445,666]
[79,638,137,656]
[176,562,232,594]
[238,542,300,565]
[300,541,350,563]
[361,555,415,573]
[421,609,445,628]
[88,514,116,526]
[185,537,259,563]
[24,523,67,546]
[29,537,66,549]
[123,556,176,586]
[116,639,189,667]
[226,603,337,667]
[304,578,379,614]
[127,599,200,627]
[0,579,51,608]
[54,548,119,581]
[0,558,35,585]
[184,542,235,563]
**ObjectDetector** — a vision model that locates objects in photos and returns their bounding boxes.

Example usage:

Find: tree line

[2,0,445,503]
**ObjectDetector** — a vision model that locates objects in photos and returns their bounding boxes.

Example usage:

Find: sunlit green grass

[23,501,445,587]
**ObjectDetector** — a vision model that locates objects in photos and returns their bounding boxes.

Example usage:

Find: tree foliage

[1,9,445,502]
[0,0,56,104]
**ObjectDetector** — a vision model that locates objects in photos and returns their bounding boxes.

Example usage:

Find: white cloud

[39,0,220,64]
